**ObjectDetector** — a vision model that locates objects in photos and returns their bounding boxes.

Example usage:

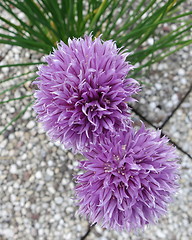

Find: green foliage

[0,0,192,133]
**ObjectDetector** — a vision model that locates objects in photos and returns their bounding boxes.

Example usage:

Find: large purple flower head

[33,35,139,151]
[75,124,179,231]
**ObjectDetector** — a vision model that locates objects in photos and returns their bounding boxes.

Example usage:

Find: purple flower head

[75,124,179,231]
[33,35,139,151]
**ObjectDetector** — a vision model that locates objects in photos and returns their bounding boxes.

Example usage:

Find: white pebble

[26,120,35,129]
[155,83,162,90]
[10,194,16,202]
[54,214,61,221]
[48,186,55,194]
[156,230,166,238]
[48,160,54,166]
[149,102,156,109]
[172,24,177,30]
[148,37,154,45]
[116,18,122,25]
[38,229,44,236]
[23,111,31,120]
[171,94,178,103]
[61,178,68,185]
[46,169,54,176]
[10,164,18,174]
[35,171,42,179]
[178,68,185,76]
[166,101,173,109]
[180,77,187,84]
[54,197,63,205]
[9,107,15,113]
[1,139,8,149]
[13,182,20,189]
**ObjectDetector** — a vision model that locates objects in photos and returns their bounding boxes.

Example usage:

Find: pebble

[178,68,185,76]
[48,186,55,194]
[48,160,54,166]
[180,77,187,84]
[9,107,15,113]
[155,83,162,90]
[35,171,42,179]
[149,102,156,109]
[1,139,8,148]
[46,168,54,176]
[26,120,35,129]
[147,37,154,45]
[156,230,166,238]
[23,111,31,120]
[9,164,18,174]
[54,197,63,205]
[54,214,61,221]
[171,94,178,104]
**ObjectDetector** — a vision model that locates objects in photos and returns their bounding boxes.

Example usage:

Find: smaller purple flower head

[75,124,179,231]
[33,35,139,151]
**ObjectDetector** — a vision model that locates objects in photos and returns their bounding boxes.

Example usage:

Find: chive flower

[75,124,179,231]
[33,35,139,151]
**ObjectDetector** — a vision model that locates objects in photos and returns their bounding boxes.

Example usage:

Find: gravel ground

[1,4,192,239]
[164,91,192,157]
[131,44,192,128]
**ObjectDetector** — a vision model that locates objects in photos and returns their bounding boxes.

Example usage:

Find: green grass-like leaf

[0,94,33,104]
